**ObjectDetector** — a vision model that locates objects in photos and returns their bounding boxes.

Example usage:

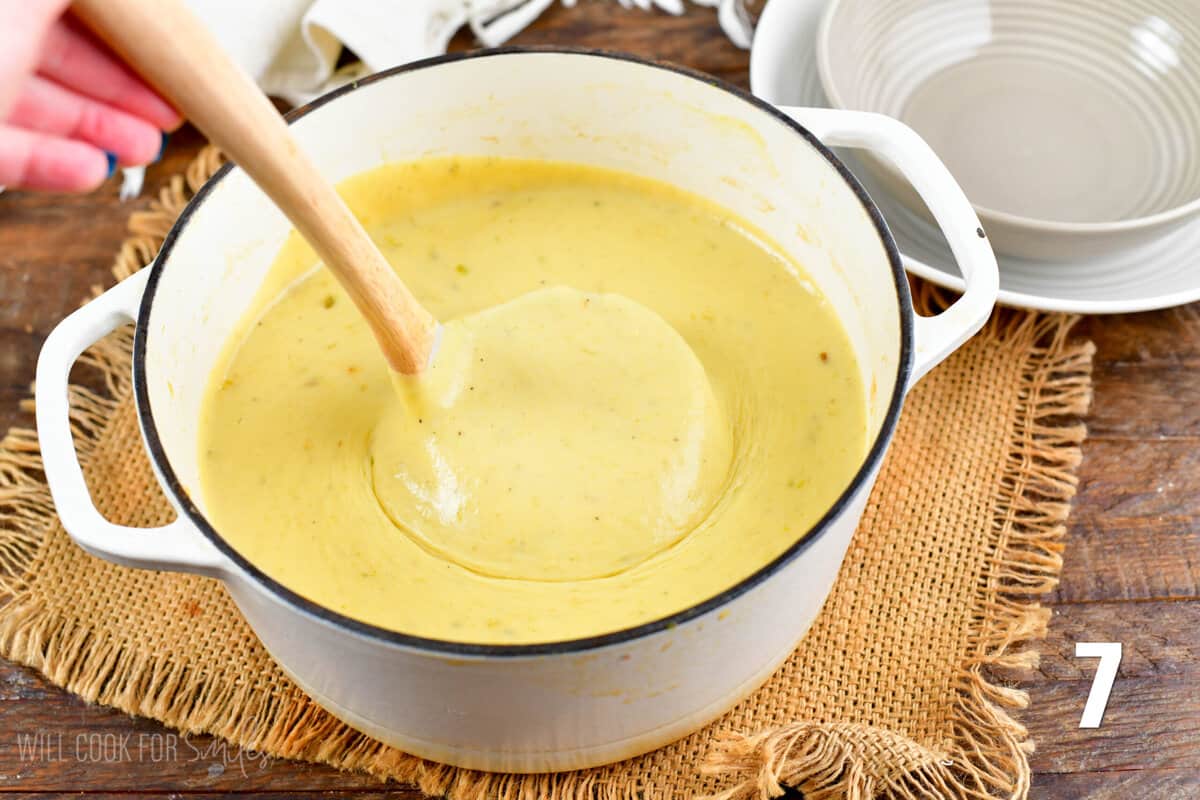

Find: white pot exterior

[36,51,998,773]
[222,482,873,772]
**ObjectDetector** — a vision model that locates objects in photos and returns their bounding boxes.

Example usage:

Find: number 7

[1075,642,1122,729]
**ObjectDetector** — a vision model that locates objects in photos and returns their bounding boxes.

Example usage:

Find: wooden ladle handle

[73,0,438,374]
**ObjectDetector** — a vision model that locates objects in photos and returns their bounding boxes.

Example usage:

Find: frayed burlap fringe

[703,724,960,800]
[0,146,1094,800]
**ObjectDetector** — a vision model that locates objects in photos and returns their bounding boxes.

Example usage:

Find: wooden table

[1,5,1196,799]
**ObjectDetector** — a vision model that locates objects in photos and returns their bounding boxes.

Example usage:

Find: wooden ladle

[72,0,439,374]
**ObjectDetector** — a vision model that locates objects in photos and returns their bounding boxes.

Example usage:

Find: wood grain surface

[1,2,1195,797]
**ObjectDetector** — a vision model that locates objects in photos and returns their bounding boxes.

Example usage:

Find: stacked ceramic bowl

[751,0,1200,312]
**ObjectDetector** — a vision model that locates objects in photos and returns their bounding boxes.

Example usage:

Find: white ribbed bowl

[817,0,1200,261]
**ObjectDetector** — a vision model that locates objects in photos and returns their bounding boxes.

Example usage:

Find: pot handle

[776,107,999,385]
[35,269,230,577]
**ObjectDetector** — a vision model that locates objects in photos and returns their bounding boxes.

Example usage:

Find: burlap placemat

[0,148,1093,800]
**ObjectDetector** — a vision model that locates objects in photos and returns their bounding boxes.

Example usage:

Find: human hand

[0,0,182,192]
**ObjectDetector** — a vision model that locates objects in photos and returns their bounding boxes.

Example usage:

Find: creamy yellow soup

[198,157,866,644]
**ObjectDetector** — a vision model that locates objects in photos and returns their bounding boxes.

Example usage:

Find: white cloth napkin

[117,0,750,198]
[186,0,751,105]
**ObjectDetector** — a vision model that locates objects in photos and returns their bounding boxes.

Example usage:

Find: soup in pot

[198,156,866,644]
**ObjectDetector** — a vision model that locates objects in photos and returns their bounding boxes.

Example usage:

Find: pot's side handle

[776,107,1000,386]
[35,269,230,578]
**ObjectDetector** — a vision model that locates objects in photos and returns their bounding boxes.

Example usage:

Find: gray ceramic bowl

[817,0,1200,261]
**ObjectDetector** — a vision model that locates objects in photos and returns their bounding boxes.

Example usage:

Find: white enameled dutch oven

[36,50,998,773]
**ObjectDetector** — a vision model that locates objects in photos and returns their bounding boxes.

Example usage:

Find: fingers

[37,17,182,132]
[0,123,111,192]
[8,75,162,166]
[0,4,175,193]
[0,0,71,28]
[0,0,71,117]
